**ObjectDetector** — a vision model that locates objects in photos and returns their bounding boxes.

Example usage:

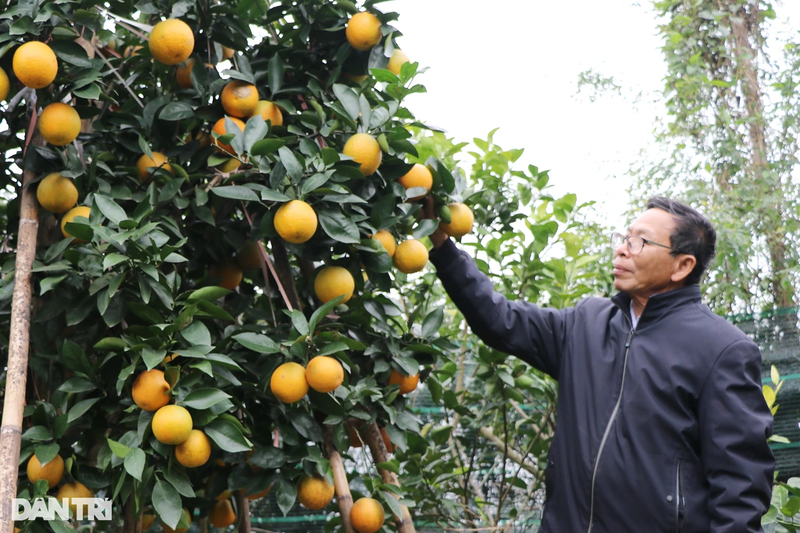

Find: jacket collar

[611,285,702,326]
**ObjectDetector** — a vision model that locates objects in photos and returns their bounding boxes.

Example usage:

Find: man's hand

[423,196,449,249]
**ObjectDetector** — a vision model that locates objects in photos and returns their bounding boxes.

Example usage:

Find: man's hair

[645,196,717,285]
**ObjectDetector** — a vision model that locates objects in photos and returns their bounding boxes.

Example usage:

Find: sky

[387,0,800,231]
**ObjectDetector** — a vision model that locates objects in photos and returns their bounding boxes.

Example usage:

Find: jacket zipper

[676,459,684,533]
[587,320,635,532]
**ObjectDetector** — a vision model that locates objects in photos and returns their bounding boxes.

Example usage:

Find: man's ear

[671,255,697,284]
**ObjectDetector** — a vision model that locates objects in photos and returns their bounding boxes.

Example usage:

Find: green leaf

[249,446,286,469]
[181,320,211,346]
[274,477,297,516]
[376,460,399,474]
[142,347,167,371]
[164,464,196,498]
[68,397,101,424]
[278,147,303,182]
[103,253,128,270]
[413,219,439,240]
[308,296,344,332]
[250,138,285,156]
[124,448,146,481]
[381,491,403,521]
[205,418,251,452]
[153,479,183,529]
[268,53,284,94]
[332,84,361,123]
[243,114,268,153]
[73,83,101,100]
[188,286,231,302]
[48,521,76,533]
[107,438,132,458]
[421,307,444,338]
[291,309,309,336]
[212,186,260,202]
[50,40,92,67]
[318,210,360,244]
[233,332,281,354]
[94,195,128,225]
[62,339,94,379]
[290,411,323,442]
[181,388,232,410]
[315,342,349,357]
[159,101,195,121]
[58,377,96,393]
[22,426,52,441]
[34,443,60,466]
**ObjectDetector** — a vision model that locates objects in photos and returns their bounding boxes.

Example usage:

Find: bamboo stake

[0,121,45,530]
[236,490,251,533]
[363,422,416,533]
[322,426,356,533]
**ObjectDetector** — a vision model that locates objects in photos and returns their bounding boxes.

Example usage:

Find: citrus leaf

[250,138,285,156]
[318,209,360,244]
[205,418,251,452]
[233,332,281,354]
[212,186,260,202]
[107,438,132,458]
[68,397,101,424]
[181,388,232,410]
[34,443,60,466]
[124,448,145,481]
[164,463,196,498]
[187,286,231,302]
[153,479,182,529]
[94,195,127,225]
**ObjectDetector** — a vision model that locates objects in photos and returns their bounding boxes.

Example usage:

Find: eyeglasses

[610,232,685,255]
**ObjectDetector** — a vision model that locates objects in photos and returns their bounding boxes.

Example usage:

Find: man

[427,196,774,532]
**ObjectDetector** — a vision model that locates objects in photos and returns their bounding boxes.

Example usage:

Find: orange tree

[0,0,484,531]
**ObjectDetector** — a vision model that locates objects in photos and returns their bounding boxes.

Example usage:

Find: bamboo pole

[0,119,45,530]
[322,426,356,533]
[236,491,251,533]
[363,422,416,533]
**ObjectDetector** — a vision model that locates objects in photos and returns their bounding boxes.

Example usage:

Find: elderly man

[427,196,774,533]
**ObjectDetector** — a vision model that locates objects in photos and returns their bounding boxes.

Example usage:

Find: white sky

[389,0,800,231]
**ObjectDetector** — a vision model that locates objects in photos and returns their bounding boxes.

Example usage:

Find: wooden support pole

[0,125,45,531]
[363,422,416,533]
[323,426,356,533]
[236,490,251,533]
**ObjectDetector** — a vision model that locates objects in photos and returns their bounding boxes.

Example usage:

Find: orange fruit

[175,429,212,468]
[274,200,318,244]
[136,152,174,182]
[252,100,284,126]
[246,485,271,500]
[61,206,93,242]
[37,173,78,214]
[149,19,194,65]
[56,481,93,518]
[216,157,241,173]
[236,240,262,270]
[346,12,382,51]
[221,46,235,61]
[398,163,433,200]
[13,41,58,89]
[164,353,180,363]
[388,369,419,395]
[343,133,381,176]
[176,58,214,88]
[387,49,410,75]
[26,453,64,488]
[297,475,335,510]
[350,497,385,533]
[132,368,171,411]
[38,103,81,146]
[186,130,211,148]
[305,356,344,393]
[209,259,243,290]
[221,80,259,118]
[270,362,309,403]
[161,508,191,533]
[0,67,9,102]
[209,499,236,527]
[152,405,193,445]
[441,203,474,238]
[314,266,355,304]
[393,239,428,273]
[142,513,156,530]
[215,489,234,501]
[123,45,143,58]
[372,230,396,257]
[211,116,246,154]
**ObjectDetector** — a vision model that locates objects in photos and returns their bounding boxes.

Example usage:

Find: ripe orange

[236,240,262,270]
[152,405,193,445]
[136,152,174,182]
[252,100,283,126]
[149,19,194,65]
[132,368,171,411]
[221,46,235,61]
[221,80,259,118]
[387,49,410,75]
[161,508,191,533]
[211,116,246,154]
[175,429,212,468]
[216,157,241,173]
[56,481,93,518]
[186,130,211,148]
[388,369,419,394]
[343,133,382,176]
[246,485,272,500]
[0,67,9,102]
[13,41,58,89]
[274,200,318,244]
[26,453,64,488]
[38,103,81,146]
[209,499,236,527]
[398,164,433,200]
[314,266,355,304]
[209,260,243,290]
[142,512,156,530]
[351,497,385,533]
[61,206,93,241]
[440,203,474,238]
[37,173,78,214]
[270,362,309,403]
[305,356,344,393]
[297,475,335,510]
[372,230,396,257]
[346,12,382,51]
[176,59,214,88]
[164,353,180,363]
[393,239,428,273]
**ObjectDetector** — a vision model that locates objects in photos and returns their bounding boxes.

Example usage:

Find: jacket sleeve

[697,338,775,533]
[429,239,574,379]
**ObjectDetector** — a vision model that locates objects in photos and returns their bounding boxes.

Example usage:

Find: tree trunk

[270,238,303,311]
[0,123,45,532]
[122,497,142,533]
[236,491,251,533]
[363,422,416,533]
[322,426,356,533]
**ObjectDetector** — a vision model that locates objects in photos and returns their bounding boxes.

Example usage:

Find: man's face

[612,208,686,295]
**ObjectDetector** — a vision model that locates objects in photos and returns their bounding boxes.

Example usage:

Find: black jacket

[431,239,774,533]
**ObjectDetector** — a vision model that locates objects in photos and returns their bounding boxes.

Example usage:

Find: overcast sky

[388,0,800,231]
